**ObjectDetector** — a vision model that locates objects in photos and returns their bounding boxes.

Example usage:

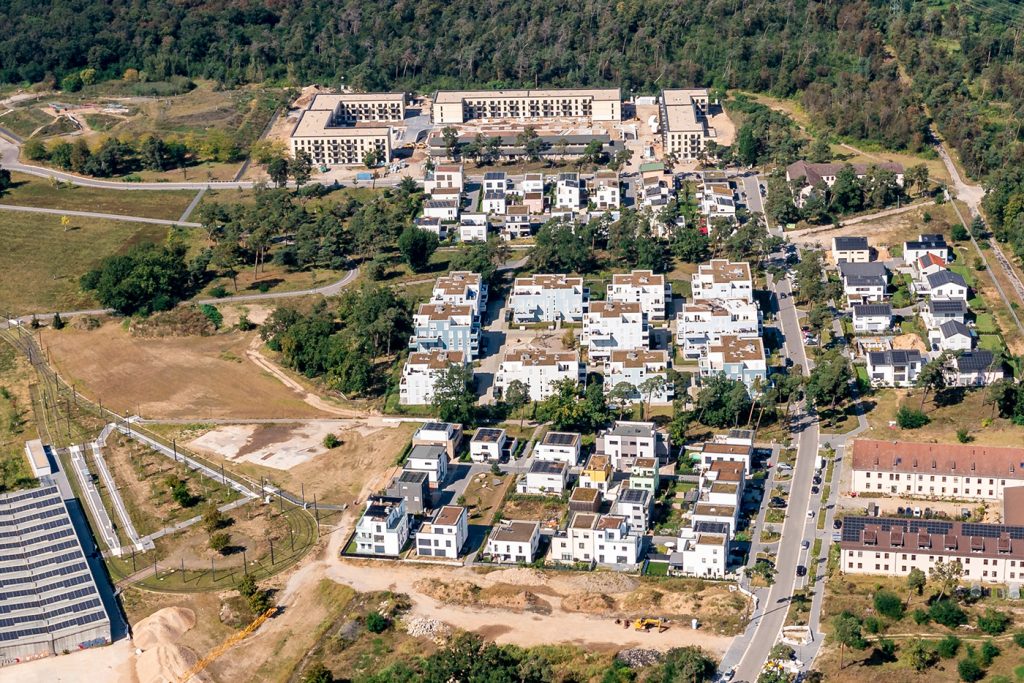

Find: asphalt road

[0,202,202,227]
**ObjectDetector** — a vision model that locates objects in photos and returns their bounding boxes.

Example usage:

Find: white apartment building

[699,181,736,222]
[423,163,464,194]
[522,173,545,194]
[555,173,583,210]
[423,199,459,221]
[406,444,449,486]
[470,428,514,463]
[509,274,588,323]
[354,496,409,556]
[660,88,717,159]
[607,270,670,320]
[549,513,642,568]
[289,111,391,166]
[590,171,620,210]
[604,349,673,404]
[700,335,767,392]
[410,302,479,360]
[432,88,622,124]
[533,431,582,466]
[866,350,923,387]
[851,439,1024,502]
[582,301,649,362]
[308,92,405,123]
[676,298,760,360]
[460,215,489,242]
[431,271,487,318]
[517,460,568,496]
[672,523,729,578]
[400,349,466,406]
[691,259,753,303]
[852,303,893,333]
[691,430,755,472]
[597,420,668,470]
[486,520,541,563]
[495,349,583,402]
[415,505,468,559]
[839,517,1024,584]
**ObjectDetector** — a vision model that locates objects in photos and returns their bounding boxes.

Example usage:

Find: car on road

[801,540,810,550]
[833,519,842,529]
[807,510,814,518]
[811,486,819,495]
[812,476,822,485]
[796,565,807,577]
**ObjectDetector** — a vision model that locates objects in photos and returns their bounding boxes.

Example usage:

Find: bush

[912,609,931,625]
[956,428,972,443]
[875,637,897,661]
[365,611,388,633]
[951,224,969,241]
[209,531,231,553]
[979,640,1000,667]
[936,634,961,658]
[237,314,256,331]
[930,600,968,628]
[1013,631,1024,648]
[873,590,905,620]
[769,643,795,661]
[897,405,930,429]
[209,285,230,298]
[322,433,341,449]
[863,616,883,633]
[365,257,388,281]
[301,663,333,683]
[199,304,223,329]
[958,657,984,682]
[977,608,1012,635]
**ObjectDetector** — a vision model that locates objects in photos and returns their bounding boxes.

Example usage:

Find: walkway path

[86,433,149,553]
[0,201,201,227]
[178,187,207,223]
[66,443,120,554]
[786,200,935,239]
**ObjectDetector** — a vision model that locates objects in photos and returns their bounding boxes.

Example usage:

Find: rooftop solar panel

[545,432,578,445]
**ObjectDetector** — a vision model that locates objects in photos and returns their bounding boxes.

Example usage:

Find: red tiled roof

[852,439,1024,480]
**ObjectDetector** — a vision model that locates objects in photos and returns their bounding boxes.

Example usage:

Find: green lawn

[0,211,167,314]
[974,312,998,334]
[978,334,1005,354]
[1,172,197,220]
[0,106,54,138]
[948,264,976,287]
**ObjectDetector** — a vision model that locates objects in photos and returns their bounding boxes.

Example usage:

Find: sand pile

[486,567,545,586]
[560,572,638,594]
[132,607,209,683]
[562,593,616,613]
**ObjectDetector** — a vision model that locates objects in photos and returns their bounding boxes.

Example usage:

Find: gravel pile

[405,616,451,638]
[616,648,663,668]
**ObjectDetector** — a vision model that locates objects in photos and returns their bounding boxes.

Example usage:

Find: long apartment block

[309,92,406,123]
[660,88,716,160]
[432,88,621,124]
[289,110,391,166]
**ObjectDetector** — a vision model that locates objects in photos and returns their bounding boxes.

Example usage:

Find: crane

[177,607,277,683]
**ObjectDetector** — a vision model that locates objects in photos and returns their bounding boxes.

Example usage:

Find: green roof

[639,162,665,173]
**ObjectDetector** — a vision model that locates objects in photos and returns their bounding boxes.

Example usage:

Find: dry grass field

[862,388,1024,447]
[0,341,39,492]
[42,323,327,419]
[0,172,197,219]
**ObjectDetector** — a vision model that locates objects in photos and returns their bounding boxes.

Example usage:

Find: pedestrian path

[67,443,120,555]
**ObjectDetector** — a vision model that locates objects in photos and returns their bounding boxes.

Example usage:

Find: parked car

[801,540,810,550]
[913,507,923,517]
[812,476,822,486]
[796,565,807,577]
[811,486,819,495]
[833,519,843,529]
[807,510,814,518]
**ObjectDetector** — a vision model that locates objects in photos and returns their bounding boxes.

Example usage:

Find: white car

[807,510,814,518]
[801,540,810,549]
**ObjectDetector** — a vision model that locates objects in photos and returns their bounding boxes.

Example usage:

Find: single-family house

[415,505,468,559]
[354,496,409,556]
[866,350,924,387]
[412,422,463,460]
[533,431,581,466]
[548,513,642,568]
[486,520,540,563]
[852,303,893,334]
[406,444,449,486]
[470,428,515,463]
[903,234,949,266]
[944,350,1004,387]
[518,460,568,495]
[386,470,430,515]
[932,320,973,352]
[927,270,969,301]
[832,236,871,263]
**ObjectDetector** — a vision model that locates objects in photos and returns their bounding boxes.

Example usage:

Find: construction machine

[632,617,669,632]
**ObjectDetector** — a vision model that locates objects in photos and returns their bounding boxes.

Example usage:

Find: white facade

[509,274,588,323]
[852,304,893,334]
[676,298,760,360]
[495,349,583,402]
[486,520,541,564]
[431,271,487,319]
[415,505,468,559]
[607,270,670,320]
[482,191,507,215]
[613,488,653,530]
[604,349,673,404]
[410,303,479,360]
[424,164,465,194]
[903,235,950,266]
[470,428,510,463]
[533,432,582,465]
[866,350,923,387]
[355,496,409,556]
[522,173,545,194]
[691,260,753,303]
[699,335,767,391]
[432,88,622,124]
[406,444,449,485]
[590,171,620,210]
[549,513,642,567]
[583,301,649,362]
[598,421,666,470]
[423,200,459,221]
[400,350,466,406]
[459,215,489,242]
[672,527,729,577]
[927,272,969,301]
[660,88,717,159]
[555,173,583,210]
[931,321,973,352]
[518,460,568,495]
[699,182,737,222]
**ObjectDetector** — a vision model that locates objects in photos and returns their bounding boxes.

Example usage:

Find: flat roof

[310,92,405,109]
[290,109,391,138]
[709,335,765,363]
[489,520,539,543]
[698,259,751,284]
[588,300,642,317]
[472,428,505,443]
[607,421,655,438]
[433,505,465,527]
[513,273,584,290]
[409,444,446,461]
[693,503,736,517]
[542,431,581,447]
[608,349,668,367]
[529,460,567,475]
[434,88,620,104]
[407,349,465,369]
[617,487,651,504]
[415,302,474,320]
[503,349,578,366]
[24,438,49,472]
[569,487,601,502]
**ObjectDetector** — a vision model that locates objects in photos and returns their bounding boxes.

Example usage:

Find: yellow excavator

[632,617,669,632]
[177,607,277,682]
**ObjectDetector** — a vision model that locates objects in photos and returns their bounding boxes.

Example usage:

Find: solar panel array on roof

[544,432,578,446]
[694,521,730,535]
[420,422,450,432]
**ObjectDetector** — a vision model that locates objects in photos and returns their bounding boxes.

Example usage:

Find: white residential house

[698,181,737,222]
[410,303,479,360]
[614,487,653,530]
[582,301,649,362]
[482,191,507,215]
[509,274,588,323]
[832,236,871,263]
[606,270,670,320]
[522,173,544,194]
[676,298,760,360]
[700,335,767,392]
[589,171,620,210]
[400,349,466,406]
[405,444,449,486]
[486,520,540,563]
[903,234,950,266]
[866,349,924,387]
[671,523,729,578]
[922,299,968,329]
[523,191,545,214]
[604,349,673,404]
[459,214,489,242]
[549,513,642,568]
[470,428,514,463]
[503,206,534,240]
[495,349,584,402]
[945,350,1005,387]
[839,261,888,305]
[517,460,568,495]
[354,496,409,556]
[415,505,468,559]
[852,303,893,333]
[414,216,446,239]
[555,173,583,210]
[431,271,487,318]
[597,420,669,470]
[691,431,755,472]
[483,171,508,193]
[931,320,973,352]
[926,270,969,301]
[691,260,754,303]
[423,163,465,194]
[915,253,948,281]
[412,422,463,460]
[423,199,459,222]
[533,431,582,466]
[428,186,462,205]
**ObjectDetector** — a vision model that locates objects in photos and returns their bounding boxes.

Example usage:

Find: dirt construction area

[42,323,330,420]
